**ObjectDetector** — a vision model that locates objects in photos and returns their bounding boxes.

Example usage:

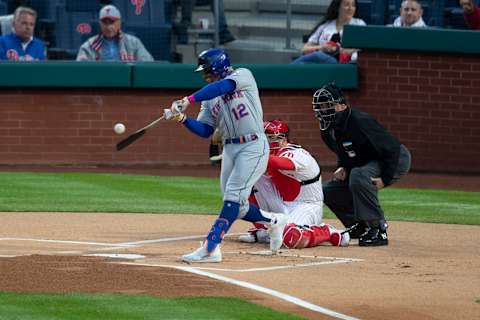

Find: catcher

[240,119,350,249]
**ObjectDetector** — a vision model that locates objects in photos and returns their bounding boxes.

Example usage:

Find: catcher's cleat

[330,229,351,247]
[238,228,270,243]
[359,228,388,246]
[268,214,288,252]
[181,242,222,263]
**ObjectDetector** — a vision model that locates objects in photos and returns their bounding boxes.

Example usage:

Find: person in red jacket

[460,0,480,30]
[239,119,350,250]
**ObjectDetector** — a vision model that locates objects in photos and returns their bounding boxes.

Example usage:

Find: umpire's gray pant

[323,144,411,228]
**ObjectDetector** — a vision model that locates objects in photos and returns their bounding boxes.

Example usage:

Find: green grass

[0,172,222,214]
[0,171,478,319]
[0,172,479,225]
[0,292,305,320]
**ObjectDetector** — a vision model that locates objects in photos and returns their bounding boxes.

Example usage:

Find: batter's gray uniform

[197,68,269,217]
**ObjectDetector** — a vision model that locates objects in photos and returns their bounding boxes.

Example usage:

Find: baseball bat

[116,114,165,151]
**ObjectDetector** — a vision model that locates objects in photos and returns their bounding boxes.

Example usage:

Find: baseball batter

[241,119,350,249]
[165,48,287,263]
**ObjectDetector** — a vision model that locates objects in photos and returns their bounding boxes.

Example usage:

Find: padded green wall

[342,25,480,54]
[132,63,358,89]
[0,62,358,89]
[0,61,132,87]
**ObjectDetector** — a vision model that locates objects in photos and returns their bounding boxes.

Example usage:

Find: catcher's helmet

[312,83,346,130]
[264,119,289,152]
[195,48,231,78]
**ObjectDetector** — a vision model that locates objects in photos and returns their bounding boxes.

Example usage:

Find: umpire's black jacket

[321,107,401,186]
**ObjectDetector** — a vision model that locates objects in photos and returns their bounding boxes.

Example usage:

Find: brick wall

[1,51,479,173]
[350,51,480,173]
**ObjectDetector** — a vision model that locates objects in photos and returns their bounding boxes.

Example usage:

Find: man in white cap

[76,4,153,61]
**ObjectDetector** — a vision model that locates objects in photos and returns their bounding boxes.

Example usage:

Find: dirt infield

[0,166,479,319]
[1,212,479,320]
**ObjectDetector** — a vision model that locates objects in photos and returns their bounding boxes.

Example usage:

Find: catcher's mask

[195,48,231,78]
[264,119,289,153]
[312,83,346,130]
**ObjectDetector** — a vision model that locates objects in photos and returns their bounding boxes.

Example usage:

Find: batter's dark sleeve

[183,117,215,138]
[192,79,236,102]
[359,117,401,186]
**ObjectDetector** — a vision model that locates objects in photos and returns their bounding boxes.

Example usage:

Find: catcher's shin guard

[282,224,332,249]
[282,223,350,248]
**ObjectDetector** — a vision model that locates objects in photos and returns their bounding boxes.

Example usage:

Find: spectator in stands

[390,0,428,27]
[0,14,13,35]
[291,0,365,64]
[459,0,480,30]
[176,0,235,45]
[76,4,153,62]
[0,6,45,61]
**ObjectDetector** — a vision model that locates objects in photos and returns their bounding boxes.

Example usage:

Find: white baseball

[114,123,126,135]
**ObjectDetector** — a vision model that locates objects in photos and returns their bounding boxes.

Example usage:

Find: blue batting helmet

[194,48,231,78]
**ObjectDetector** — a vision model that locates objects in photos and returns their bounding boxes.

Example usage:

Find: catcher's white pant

[253,175,323,226]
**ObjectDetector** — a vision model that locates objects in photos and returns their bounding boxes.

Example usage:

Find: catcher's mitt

[211,128,223,145]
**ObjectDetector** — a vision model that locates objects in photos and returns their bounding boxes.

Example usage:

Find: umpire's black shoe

[345,222,368,239]
[358,227,388,246]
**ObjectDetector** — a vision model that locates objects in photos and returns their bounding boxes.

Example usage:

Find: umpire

[312,83,411,246]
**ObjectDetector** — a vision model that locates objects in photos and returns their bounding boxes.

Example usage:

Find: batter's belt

[224,134,258,144]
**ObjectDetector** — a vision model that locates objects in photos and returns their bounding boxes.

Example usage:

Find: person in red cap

[76,4,153,61]
[459,0,480,30]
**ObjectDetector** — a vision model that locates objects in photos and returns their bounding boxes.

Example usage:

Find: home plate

[84,253,145,259]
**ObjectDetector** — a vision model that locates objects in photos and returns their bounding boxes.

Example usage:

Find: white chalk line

[0,237,130,247]
[1,235,363,319]
[116,261,360,320]
[114,232,244,246]
[240,249,364,261]
[0,233,246,251]
[185,259,358,272]
[0,236,364,272]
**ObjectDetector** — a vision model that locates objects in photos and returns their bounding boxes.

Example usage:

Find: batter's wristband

[187,95,196,104]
